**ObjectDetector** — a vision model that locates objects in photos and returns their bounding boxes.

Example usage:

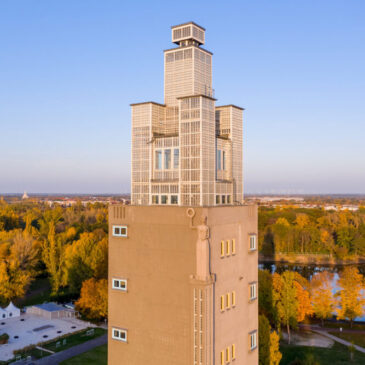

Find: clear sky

[1,0,364,194]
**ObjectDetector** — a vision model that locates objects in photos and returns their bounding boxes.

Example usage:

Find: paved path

[32,334,107,364]
[310,329,365,354]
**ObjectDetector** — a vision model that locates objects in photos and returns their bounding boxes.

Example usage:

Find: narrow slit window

[226,347,230,362]
[226,240,230,256]
[226,293,230,309]
[232,239,236,254]
[221,241,225,257]
[232,344,236,359]
[232,291,236,307]
[220,295,225,311]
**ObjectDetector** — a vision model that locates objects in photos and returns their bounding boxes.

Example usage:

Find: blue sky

[0,0,364,194]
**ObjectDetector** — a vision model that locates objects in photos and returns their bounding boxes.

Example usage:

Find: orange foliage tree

[76,278,108,320]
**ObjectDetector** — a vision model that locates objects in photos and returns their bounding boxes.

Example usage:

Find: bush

[0,333,9,344]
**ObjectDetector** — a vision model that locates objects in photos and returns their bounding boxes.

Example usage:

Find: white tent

[5,302,20,318]
[0,307,7,320]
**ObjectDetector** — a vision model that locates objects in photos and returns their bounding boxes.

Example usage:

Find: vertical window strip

[226,240,230,256]
[232,344,236,359]
[220,295,224,311]
[226,293,230,309]
[220,241,225,257]
[232,239,236,254]
[232,291,236,307]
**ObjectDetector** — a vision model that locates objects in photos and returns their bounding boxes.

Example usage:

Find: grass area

[59,344,107,365]
[15,277,51,307]
[14,328,106,360]
[328,331,365,348]
[44,328,106,353]
[280,342,365,365]
[323,322,365,331]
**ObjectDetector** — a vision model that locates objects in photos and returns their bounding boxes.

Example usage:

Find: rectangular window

[222,151,226,170]
[221,241,225,257]
[161,195,168,204]
[217,149,222,170]
[227,195,231,204]
[232,344,236,360]
[174,149,179,169]
[112,328,127,342]
[113,225,127,237]
[171,195,178,204]
[250,331,257,350]
[222,195,226,204]
[155,150,162,170]
[226,347,230,362]
[220,295,225,311]
[216,195,220,204]
[249,234,257,251]
[226,293,230,308]
[226,240,230,256]
[152,195,159,204]
[164,149,171,169]
[220,351,224,365]
[112,279,127,291]
[232,291,236,307]
[249,282,257,301]
[232,239,236,254]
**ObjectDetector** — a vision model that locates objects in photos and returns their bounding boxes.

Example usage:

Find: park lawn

[323,322,365,331]
[44,328,106,353]
[328,331,365,348]
[59,344,107,365]
[280,342,365,365]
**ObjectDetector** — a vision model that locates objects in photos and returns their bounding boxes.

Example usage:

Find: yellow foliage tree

[336,267,365,328]
[311,271,335,326]
[76,278,108,320]
[294,280,313,322]
[269,330,282,365]
[0,260,32,304]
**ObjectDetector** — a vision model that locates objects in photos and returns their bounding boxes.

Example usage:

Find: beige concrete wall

[108,205,258,365]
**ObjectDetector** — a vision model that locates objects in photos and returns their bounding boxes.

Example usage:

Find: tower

[131,22,243,207]
[109,23,258,365]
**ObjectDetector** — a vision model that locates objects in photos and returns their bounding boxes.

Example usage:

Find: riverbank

[259,253,365,265]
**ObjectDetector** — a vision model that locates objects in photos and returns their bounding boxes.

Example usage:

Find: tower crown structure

[131,23,244,206]
[171,22,205,46]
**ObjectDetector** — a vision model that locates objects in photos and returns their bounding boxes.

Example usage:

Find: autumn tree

[259,314,270,365]
[42,221,67,293]
[311,271,335,326]
[336,266,365,327]
[75,278,108,320]
[272,271,298,344]
[0,260,32,304]
[65,233,108,293]
[269,330,282,365]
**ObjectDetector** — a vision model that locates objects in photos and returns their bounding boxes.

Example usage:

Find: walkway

[33,334,107,364]
[311,329,365,354]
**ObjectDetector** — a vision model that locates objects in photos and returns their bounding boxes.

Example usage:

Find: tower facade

[131,22,243,207]
[109,23,258,365]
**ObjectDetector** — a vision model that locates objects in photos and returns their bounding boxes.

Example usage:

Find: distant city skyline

[1,1,365,194]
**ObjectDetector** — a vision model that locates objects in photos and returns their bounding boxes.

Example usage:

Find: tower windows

[220,238,236,257]
[173,148,179,168]
[249,331,257,351]
[112,226,127,237]
[220,291,236,311]
[232,291,236,307]
[249,282,257,301]
[155,150,162,170]
[249,234,257,251]
[164,150,171,169]
[112,278,127,291]
[226,240,230,256]
[220,241,225,257]
[232,239,236,255]
[112,328,127,342]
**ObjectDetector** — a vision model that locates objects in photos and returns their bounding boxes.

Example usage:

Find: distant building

[26,303,76,319]
[22,191,29,200]
[109,23,258,365]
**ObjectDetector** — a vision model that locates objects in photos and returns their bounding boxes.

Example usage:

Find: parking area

[0,313,94,361]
